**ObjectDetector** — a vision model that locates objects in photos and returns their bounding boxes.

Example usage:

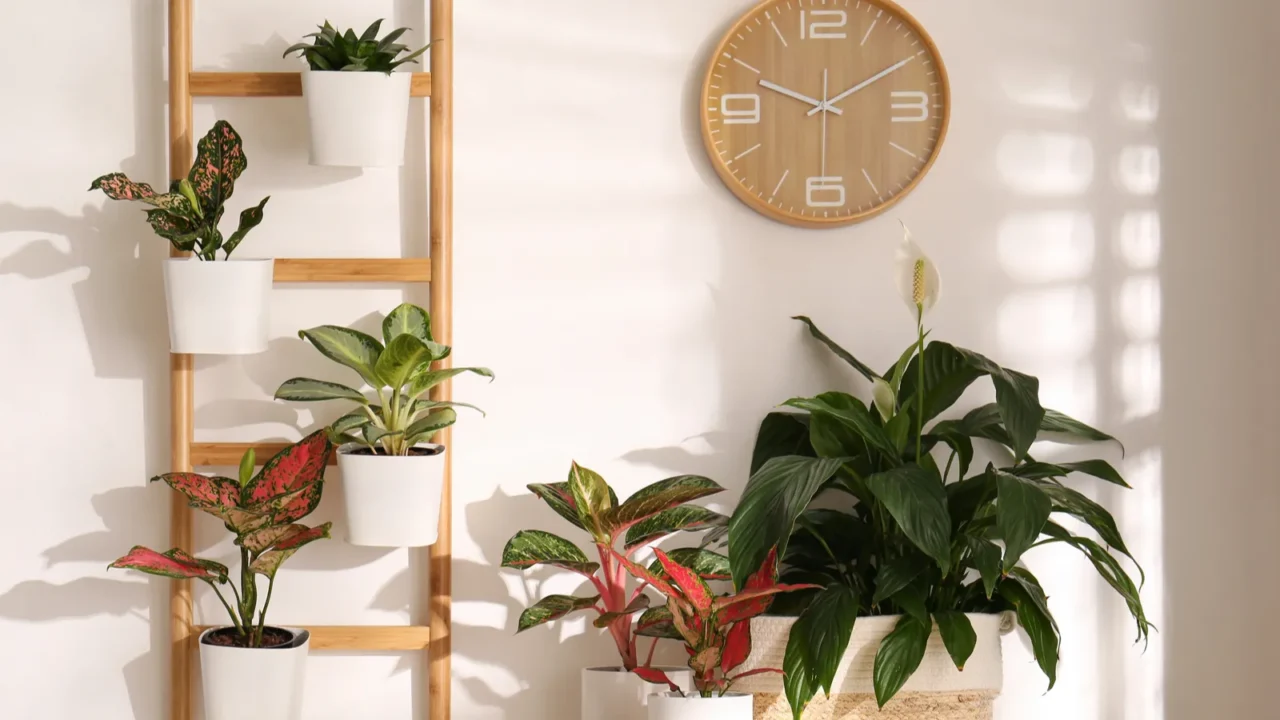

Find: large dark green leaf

[898,342,985,424]
[1041,409,1123,453]
[934,611,977,671]
[569,463,613,540]
[807,392,871,459]
[965,536,1002,599]
[1040,522,1150,643]
[931,405,1013,448]
[995,470,1052,572]
[872,615,931,707]
[1036,482,1138,570]
[646,547,731,581]
[784,621,819,720]
[593,595,651,628]
[1010,460,1130,489]
[222,196,269,258]
[607,475,723,532]
[792,315,877,381]
[752,412,814,475]
[793,584,859,696]
[624,505,727,550]
[785,393,898,459]
[298,325,385,387]
[500,530,599,575]
[949,347,1044,462]
[999,571,1060,689]
[727,456,846,588]
[863,465,952,574]
[528,482,584,531]
[947,472,997,527]
[795,508,870,567]
[516,594,599,632]
[634,605,681,639]
[932,430,974,481]
[890,580,929,625]
[872,553,929,606]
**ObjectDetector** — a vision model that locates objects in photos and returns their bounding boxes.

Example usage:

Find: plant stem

[239,547,257,643]
[644,636,659,668]
[915,307,925,463]
[208,582,243,633]
[254,576,276,647]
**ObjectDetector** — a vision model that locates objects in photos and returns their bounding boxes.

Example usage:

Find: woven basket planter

[735,613,1014,720]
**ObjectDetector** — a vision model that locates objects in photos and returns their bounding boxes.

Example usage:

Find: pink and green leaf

[610,549,681,600]
[242,430,333,505]
[188,120,247,211]
[593,594,651,628]
[714,582,822,626]
[623,506,727,551]
[631,666,680,693]
[221,196,269,258]
[722,620,752,673]
[244,481,323,527]
[606,475,724,536]
[646,548,731,582]
[90,173,159,202]
[249,523,332,579]
[152,472,241,521]
[501,530,600,576]
[516,594,600,633]
[239,523,305,556]
[690,646,723,678]
[634,606,682,640]
[655,548,715,612]
[527,482,585,531]
[109,546,229,583]
[667,596,704,647]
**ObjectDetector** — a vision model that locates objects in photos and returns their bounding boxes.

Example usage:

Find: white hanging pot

[199,626,309,720]
[648,693,753,720]
[734,613,1014,719]
[582,666,693,720]
[338,443,446,547]
[163,257,273,355]
[301,70,412,167]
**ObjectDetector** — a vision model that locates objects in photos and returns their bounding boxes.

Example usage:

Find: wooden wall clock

[700,0,950,228]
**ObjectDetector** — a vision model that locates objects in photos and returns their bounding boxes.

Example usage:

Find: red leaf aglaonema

[502,462,729,670]
[621,547,820,697]
[109,431,334,648]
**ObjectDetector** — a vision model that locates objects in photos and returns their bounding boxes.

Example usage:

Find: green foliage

[90,121,268,260]
[274,303,492,456]
[727,316,1150,710]
[284,19,431,73]
[502,463,727,671]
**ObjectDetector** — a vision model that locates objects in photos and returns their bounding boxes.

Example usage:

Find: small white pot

[302,70,412,167]
[199,626,309,720]
[163,257,273,355]
[582,666,692,720]
[338,443,446,547]
[648,693,753,720]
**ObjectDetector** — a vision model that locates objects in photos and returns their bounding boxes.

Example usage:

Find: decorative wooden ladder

[164,2,453,718]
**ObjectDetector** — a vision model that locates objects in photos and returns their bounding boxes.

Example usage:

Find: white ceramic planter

[199,626,309,720]
[735,613,1014,719]
[302,70,412,167]
[648,693,753,720]
[338,443,445,547]
[163,257,273,355]
[582,666,692,720]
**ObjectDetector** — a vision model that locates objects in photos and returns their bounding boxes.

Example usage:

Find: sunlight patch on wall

[1120,83,1160,124]
[1119,342,1161,420]
[1119,211,1161,269]
[1000,66,1094,112]
[998,133,1094,196]
[998,212,1096,283]
[1117,146,1161,196]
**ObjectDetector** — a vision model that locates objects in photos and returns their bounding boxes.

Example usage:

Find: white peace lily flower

[872,377,897,423]
[895,221,941,317]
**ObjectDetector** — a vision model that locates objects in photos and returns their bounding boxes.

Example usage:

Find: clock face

[701,0,950,228]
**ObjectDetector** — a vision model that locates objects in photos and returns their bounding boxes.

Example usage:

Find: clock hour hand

[808,57,915,116]
[759,79,843,116]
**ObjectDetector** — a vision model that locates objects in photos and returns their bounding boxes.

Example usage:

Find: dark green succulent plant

[284,19,430,73]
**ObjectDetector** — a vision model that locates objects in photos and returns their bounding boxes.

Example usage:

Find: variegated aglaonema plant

[275,304,491,456]
[502,463,729,671]
[616,548,820,698]
[90,120,269,261]
[109,432,334,648]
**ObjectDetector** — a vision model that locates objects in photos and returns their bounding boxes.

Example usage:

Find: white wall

[0,1,1275,719]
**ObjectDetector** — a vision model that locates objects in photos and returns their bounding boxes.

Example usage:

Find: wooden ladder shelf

[165,2,453,719]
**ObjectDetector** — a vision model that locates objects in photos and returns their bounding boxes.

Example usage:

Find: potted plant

[274,303,490,547]
[615,548,820,720]
[109,432,334,720]
[90,120,272,355]
[284,19,431,167]
[725,226,1151,719]
[502,462,729,720]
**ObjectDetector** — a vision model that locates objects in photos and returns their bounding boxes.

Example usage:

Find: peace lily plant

[727,224,1149,715]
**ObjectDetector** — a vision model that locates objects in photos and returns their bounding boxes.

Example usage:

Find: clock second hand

[821,69,828,178]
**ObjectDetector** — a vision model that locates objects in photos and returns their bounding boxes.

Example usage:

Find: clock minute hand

[808,57,915,116]
[759,79,843,115]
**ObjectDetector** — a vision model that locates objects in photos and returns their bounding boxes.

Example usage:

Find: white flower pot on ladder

[582,666,692,720]
[163,257,273,355]
[734,613,1014,720]
[338,443,446,547]
[648,693,753,720]
[199,626,309,720]
[302,70,412,167]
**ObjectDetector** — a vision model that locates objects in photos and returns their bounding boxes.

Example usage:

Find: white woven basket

[736,613,1014,720]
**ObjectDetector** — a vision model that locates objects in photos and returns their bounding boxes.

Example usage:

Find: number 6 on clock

[806,177,846,207]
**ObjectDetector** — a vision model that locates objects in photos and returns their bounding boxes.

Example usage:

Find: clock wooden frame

[700,0,951,228]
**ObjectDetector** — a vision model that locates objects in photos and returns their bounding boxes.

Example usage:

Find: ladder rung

[191,442,339,467]
[190,72,432,98]
[274,258,431,283]
[193,625,431,651]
